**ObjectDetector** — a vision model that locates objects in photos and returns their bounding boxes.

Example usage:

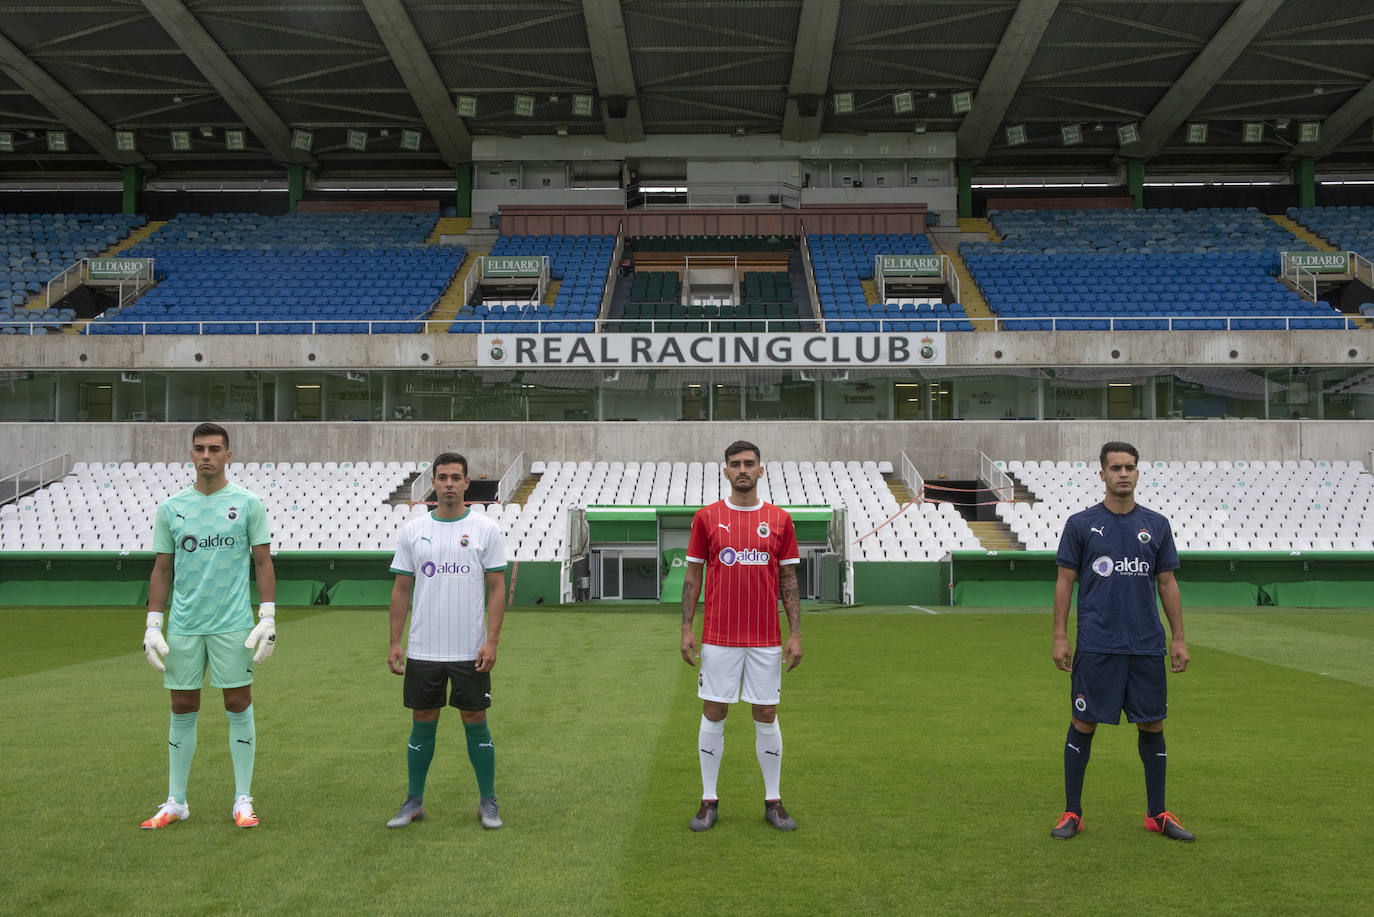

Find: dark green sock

[463,719,496,798]
[406,719,438,800]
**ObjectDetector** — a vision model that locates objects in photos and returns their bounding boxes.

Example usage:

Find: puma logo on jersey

[717,523,730,531]
[419,536,432,544]
[1090,526,1105,537]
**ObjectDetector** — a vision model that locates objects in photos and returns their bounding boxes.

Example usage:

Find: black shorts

[403,658,492,712]
[1070,650,1167,724]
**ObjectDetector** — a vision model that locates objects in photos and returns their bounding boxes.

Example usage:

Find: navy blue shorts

[1070,650,1167,724]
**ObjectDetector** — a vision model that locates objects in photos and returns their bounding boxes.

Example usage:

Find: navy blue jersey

[1056,502,1180,655]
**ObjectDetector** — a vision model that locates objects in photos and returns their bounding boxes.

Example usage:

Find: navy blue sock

[1063,725,1094,816]
[1138,729,1167,818]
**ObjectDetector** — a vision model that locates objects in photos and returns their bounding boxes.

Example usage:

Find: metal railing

[598,222,624,330]
[46,258,155,309]
[1279,252,1320,302]
[1,453,70,505]
[1353,251,1374,289]
[496,451,526,504]
[899,451,925,505]
[0,311,1347,337]
[979,452,1014,505]
[638,181,804,209]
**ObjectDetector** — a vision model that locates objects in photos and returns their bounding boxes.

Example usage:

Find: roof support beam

[956,0,1060,160]
[1282,77,1374,163]
[0,27,146,168]
[1119,0,1285,161]
[782,0,841,142]
[582,0,644,143]
[361,0,471,165]
[142,0,307,165]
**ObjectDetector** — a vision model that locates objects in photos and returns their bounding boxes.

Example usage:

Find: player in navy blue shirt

[1049,442,1194,842]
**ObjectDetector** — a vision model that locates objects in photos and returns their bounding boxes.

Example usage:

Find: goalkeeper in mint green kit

[140,422,277,830]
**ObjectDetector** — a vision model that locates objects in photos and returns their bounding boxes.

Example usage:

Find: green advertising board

[1286,251,1349,273]
[483,255,544,278]
[880,254,943,277]
[87,257,152,280]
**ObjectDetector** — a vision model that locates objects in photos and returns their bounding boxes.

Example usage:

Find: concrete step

[1269,214,1333,251]
[957,217,1000,242]
[426,251,481,333]
[428,217,471,243]
[968,519,1021,550]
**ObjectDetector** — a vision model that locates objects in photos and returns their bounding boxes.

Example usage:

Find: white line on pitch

[908,605,939,615]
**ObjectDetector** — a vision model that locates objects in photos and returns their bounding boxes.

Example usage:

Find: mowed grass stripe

[1186,613,1374,686]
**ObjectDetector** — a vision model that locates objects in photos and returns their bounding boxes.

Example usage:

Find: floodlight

[1242,121,1264,143]
[457,95,477,118]
[1061,124,1082,145]
[832,91,854,114]
[1186,122,1208,143]
[1298,121,1320,143]
[225,129,246,151]
[892,91,914,115]
[514,95,535,117]
[1117,122,1140,145]
[116,131,137,152]
[346,129,367,151]
[573,94,594,116]
[47,131,69,151]
[170,130,191,151]
[400,129,422,151]
[291,129,313,151]
[0,132,13,152]
[1005,124,1027,146]
[951,90,973,113]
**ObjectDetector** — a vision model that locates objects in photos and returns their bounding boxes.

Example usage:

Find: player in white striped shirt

[681,440,803,832]
[384,452,508,830]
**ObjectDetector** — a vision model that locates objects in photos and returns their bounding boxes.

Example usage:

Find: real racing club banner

[478,332,946,368]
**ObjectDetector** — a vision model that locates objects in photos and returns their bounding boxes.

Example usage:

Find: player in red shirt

[681,440,802,832]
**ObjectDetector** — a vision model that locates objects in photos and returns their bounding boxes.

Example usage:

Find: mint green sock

[168,711,197,805]
[463,720,496,799]
[407,719,438,799]
[225,705,255,799]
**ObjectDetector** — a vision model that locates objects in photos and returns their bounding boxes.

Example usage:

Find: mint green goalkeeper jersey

[153,482,271,635]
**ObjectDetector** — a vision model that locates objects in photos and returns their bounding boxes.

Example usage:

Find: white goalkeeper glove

[245,602,276,664]
[143,612,170,672]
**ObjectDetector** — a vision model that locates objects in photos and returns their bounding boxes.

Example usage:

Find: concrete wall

[6,419,1371,482]
[8,328,1369,371]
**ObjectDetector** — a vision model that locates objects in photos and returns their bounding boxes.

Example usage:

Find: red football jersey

[686,499,800,647]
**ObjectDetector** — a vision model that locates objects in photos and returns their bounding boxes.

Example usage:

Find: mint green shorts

[164,630,255,690]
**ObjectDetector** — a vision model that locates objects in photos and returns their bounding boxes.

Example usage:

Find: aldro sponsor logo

[1090,555,1152,577]
[421,561,473,578]
[719,547,770,566]
[180,533,237,553]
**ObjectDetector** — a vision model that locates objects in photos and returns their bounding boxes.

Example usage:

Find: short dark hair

[192,422,229,447]
[431,452,468,477]
[1100,441,1139,466]
[724,440,761,463]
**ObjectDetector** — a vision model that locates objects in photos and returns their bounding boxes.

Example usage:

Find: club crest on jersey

[1137,528,1152,544]
[757,521,770,538]
[719,547,770,566]
[461,534,470,547]
[226,507,238,521]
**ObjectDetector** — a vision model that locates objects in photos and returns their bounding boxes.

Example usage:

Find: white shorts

[698,644,782,705]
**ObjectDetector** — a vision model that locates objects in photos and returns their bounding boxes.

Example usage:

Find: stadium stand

[1286,206,1374,259]
[995,458,1374,551]
[960,207,1357,330]
[80,213,464,334]
[809,232,974,331]
[448,233,612,333]
[1,457,980,563]
[2,212,145,332]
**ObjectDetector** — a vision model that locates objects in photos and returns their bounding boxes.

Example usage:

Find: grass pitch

[2,603,1372,916]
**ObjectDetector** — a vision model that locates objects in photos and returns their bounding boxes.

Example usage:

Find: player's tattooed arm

[680,561,704,665]
[779,565,801,633]
[779,565,803,671]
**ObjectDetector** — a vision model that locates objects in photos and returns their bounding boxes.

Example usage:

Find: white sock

[755,718,782,800]
[698,715,725,800]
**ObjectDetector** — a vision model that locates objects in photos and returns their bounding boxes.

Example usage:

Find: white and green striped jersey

[391,509,507,661]
[153,482,270,635]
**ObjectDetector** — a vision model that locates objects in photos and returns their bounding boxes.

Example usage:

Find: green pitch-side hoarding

[483,256,544,278]
[88,257,152,280]
[880,254,943,276]
[1285,251,1349,273]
